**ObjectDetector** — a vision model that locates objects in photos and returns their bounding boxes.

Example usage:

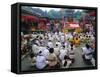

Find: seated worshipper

[48,32,51,38]
[61,55,72,68]
[79,34,84,43]
[90,41,95,62]
[54,44,60,57]
[68,43,75,51]
[82,44,94,65]
[62,41,69,50]
[59,45,68,61]
[85,35,90,44]
[36,51,48,70]
[32,43,39,55]
[68,33,73,42]
[39,37,45,46]
[60,34,65,43]
[65,36,70,47]
[74,37,80,47]
[29,53,36,67]
[54,32,60,41]
[90,35,95,42]
[39,46,49,59]
[34,36,40,46]
[48,34,54,41]
[68,47,75,63]
[47,40,53,49]
[81,34,86,43]
[55,41,61,48]
[47,48,58,68]
[65,33,69,40]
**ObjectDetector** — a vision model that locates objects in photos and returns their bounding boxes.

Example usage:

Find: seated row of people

[29,44,75,70]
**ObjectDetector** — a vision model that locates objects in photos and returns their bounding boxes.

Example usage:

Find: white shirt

[35,40,40,46]
[82,47,93,60]
[53,33,59,41]
[68,45,75,52]
[54,47,60,56]
[69,50,75,59]
[38,47,45,52]
[56,42,61,48]
[60,35,65,42]
[47,41,53,48]
[59,49,68,60]
[64,42,69,49]
[68,33,73,39]
[42,48,49,59]
[38,47,49,59]
[65,34,69,40]
[90,35,95,42]
[36,55,47,69]
[49,36,53,41]
[48,33,51,38]
[32,44,39,54]
[62,60,72,68]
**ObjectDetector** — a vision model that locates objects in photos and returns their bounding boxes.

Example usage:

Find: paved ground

[69,45,93,68]
[21,43,93,71]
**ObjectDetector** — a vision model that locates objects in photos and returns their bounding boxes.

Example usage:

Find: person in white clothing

[54,44,60,57]
[68,47,75,63]
[68,43,75,52]
[55,41,61,48]
[61,55,72,68]
[82,44,94,64]
[32,44,39,55]
[42,47,49,59]
[47,40,53,48]
[60,34,65,43]
[36,51,47,69]
[59,45,68,61]
[54,32,60,41]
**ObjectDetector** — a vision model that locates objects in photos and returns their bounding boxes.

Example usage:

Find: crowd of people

[21,29,96,70]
